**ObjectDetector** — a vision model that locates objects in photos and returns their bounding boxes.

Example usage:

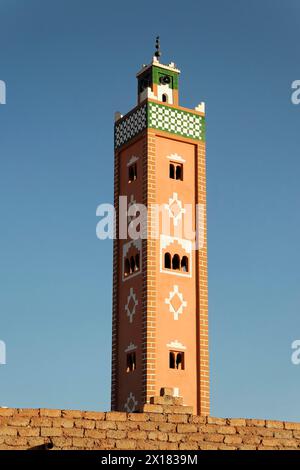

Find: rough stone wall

[1,407,300,450]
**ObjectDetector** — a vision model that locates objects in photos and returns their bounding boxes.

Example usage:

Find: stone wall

[1,405,300,450]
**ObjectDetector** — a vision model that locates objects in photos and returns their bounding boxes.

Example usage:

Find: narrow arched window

[169,352,175,369]
[164,252,171,269]
[128,166,134,182]
[128,163,137,183]
[162,94,167,103]
[126,352,136,372]
[172,254,180,270]
[135,253,140,271]
[176,164,183,180]
[130,256,135,274]
[169,163,175,179]
[176,352,184,370]
[124,259,130,277]
[181,256,188,272]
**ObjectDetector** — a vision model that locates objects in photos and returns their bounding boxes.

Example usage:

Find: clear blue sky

[0,0,299,421]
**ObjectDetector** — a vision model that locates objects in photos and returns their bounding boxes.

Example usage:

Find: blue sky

[0,0,299,421]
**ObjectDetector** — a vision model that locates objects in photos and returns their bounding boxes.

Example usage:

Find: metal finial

[154,36,161,59]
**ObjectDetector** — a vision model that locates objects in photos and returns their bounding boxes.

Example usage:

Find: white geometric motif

[114,102,204,150]
[125,342,137,353]
[165,285,187,320]
[167,153,186,163]
[160,234,192,253]
[125,287,138,323]
[164,192,186,226]
[115,104,147,149]
[160,235,192,278]
[148,103,203,141]
[127,155,139,167]
[122,239,142,282]
[124,392,138,412]
[166,340,187,350]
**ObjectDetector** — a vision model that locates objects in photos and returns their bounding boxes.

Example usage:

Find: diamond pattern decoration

[164,192,186,227]
[148,102,204,141]
[165,285,187,321]
[125,287,138,323]
[170,293,183,313]
[115,105,147,149]
[124,392,138,412]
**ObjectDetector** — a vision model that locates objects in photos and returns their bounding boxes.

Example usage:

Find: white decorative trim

[173,387,180,397]
[115,104,147,149]
[124,392,138,412]
[167,153,186,163]
[167,340,186,350]
[123,239,141,258]
[195,102,205,113]
[125,342,137,353]
[136,60,180,77]
[125,288,138,323]
[160,235,192,278]
[122,239,142,282]
[156,83,173,105]
[165,285,187,320]
[114,111,123,122]
[164,192,186,227]
[160,235,191,253]
[127,155,139,167]
[139,83,173,104]
[148,103,203,141]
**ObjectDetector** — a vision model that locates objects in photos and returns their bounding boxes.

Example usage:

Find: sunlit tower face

[111,41,209,415]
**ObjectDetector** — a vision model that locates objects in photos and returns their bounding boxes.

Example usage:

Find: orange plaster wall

[154,136,199,411]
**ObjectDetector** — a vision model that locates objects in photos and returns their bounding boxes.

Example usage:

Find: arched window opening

[172,254,180,270]
[169,352,175,369]
[162,94,168,103]
[130,256,135,274]
[126,352,136,373]
[169,163,175,179]
[170,162,183,181]
[176,352,184,370]
[181,256,188,272]
[124,259,130,277]
[175,164,183,180]
[169,351,185,370]
[128,163,137,183]
[128,166,134,183]
[135,253,140,271]
[164,252,171,269]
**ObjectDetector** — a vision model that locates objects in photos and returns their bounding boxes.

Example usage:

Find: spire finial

[154,36,161,60]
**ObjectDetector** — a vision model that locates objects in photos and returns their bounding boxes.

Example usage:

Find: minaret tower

[112,39,209,415]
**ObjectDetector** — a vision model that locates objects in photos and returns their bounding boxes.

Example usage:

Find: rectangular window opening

[126,352,136,372]
[169,162,183,181]
[169,351,185,370]
[128,163,137,183]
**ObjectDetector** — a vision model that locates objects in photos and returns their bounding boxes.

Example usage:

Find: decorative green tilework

[152,66,179,90]
[114,102,205,149]
[148,102,205,141]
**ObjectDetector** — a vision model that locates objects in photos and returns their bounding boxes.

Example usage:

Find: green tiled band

[148,102,205,142]
[115,102,205,149]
